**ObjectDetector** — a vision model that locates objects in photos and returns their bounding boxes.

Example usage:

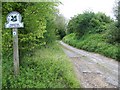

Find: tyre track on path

[60,41,119,88]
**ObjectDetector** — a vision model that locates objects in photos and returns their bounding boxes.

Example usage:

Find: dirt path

[60,41,119,88]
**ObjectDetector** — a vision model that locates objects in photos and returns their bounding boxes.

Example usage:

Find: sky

[58,0,116,19]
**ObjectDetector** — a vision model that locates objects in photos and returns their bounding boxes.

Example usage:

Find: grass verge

[2,43,80,88]
[63,33,118,60]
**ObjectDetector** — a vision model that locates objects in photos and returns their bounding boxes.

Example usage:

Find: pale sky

[58,0,115,19]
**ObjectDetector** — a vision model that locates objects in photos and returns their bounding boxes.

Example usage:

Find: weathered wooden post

[5,11,24,76]
[13,28,19,75]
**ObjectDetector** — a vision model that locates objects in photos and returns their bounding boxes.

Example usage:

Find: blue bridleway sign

[5,11,24,28]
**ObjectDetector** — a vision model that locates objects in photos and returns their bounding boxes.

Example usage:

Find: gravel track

[60,41,119,88]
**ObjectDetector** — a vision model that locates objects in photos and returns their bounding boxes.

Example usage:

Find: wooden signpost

[5,11,24,75]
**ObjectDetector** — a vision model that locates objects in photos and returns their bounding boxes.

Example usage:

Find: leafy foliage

[2,2,80,88]
[2,2,59,56]
[2,44,80,88]
[63,33,118,60]
[106,22,119,44]
[114,0,120,43]
[55,14,66,39]
[114,0,120,61]
[63,10,119,61]
[67,11,113,38]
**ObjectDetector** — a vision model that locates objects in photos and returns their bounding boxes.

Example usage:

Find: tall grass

[2,43,80,88]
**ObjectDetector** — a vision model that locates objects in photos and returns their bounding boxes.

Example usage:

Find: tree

[2,2,59,57]
[109,0,120,44]
[67,16,77,34]
[55,14,66,39]
[113,0,120,61]
[67,11,112,39]
[116,1,120,43]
